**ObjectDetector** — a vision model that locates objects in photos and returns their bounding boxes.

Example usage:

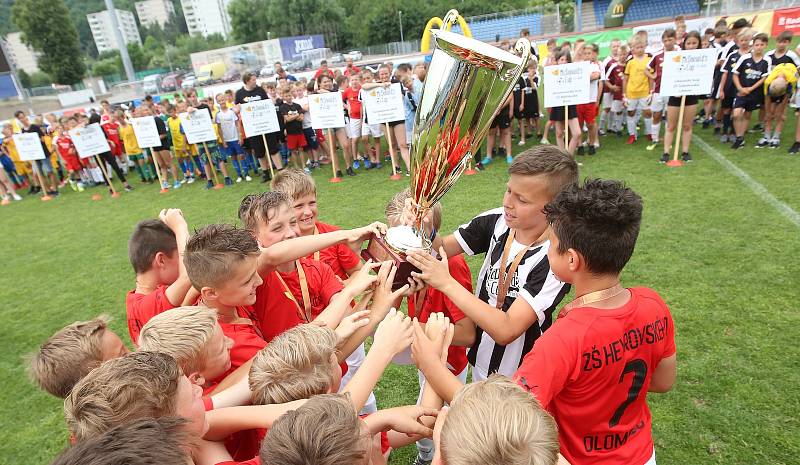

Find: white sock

[599,111,608,131]
[644,117,652,137]
[627,115,638,136]
[652,121,661,142]
[92,167,104,183]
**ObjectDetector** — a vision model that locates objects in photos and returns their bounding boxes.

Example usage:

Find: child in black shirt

[731,33,770,149]
[278,87,308,171]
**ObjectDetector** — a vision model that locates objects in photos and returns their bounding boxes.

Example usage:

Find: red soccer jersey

[342,87,363,119]
[647,52,665,94]
[216,458,260,465]
[278,258,343,322]
[126,285,177,344]
[407,254,472,375]
[513,287,676,465]
[55,134,75,158]
[215,305,267,387]
[309,221,362,280]
[101,121,123,156]
[608,64,625,100]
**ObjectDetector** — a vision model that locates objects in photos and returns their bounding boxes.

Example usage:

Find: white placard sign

[70,123,111,158]
[309,92,345,129]
[179,110,217,144]
[361,83,406,124]
[543,62,592,108]
[660,49,718,98]
[131,117,162,148]
[12,133,46,161]
[240,99,281,137]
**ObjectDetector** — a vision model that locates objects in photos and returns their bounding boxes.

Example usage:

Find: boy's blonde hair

[238,191,293,233]
[386,188,442,230]
[508,146,578,197]
[260,393,369,465]
[64,351,182,441]
[441,375,560,465]
[629,35,646,48]
[270,167,317,200]
[738,27,755,40]
[27,315,111,399]
[137,306,218,375]
[249,324,338,405]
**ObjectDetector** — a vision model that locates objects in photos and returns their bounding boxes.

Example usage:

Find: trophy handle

[442,9,460,30]
[503,38,532,81]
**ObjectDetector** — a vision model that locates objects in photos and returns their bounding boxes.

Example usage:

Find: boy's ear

[200,286,218,303]
[567,248,583,272]
[187,371,206,387]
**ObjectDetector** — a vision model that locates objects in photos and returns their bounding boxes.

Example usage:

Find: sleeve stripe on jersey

[453,230,475,256]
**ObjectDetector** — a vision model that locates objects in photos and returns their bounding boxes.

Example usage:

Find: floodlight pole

[105,0,136,82]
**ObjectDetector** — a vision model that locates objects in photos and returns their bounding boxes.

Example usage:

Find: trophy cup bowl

[362,9,530,290]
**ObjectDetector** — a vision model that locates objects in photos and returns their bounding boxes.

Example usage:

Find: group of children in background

[29,139,677,465]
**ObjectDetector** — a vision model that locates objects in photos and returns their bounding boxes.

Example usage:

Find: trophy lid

[386,226,424,251]
[432,29,524,67]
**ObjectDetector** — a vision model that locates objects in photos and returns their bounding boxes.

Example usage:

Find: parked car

[347,51,363,61]
[142,74,162,94]
[181,73,196,89]
[222,69,241,82]
[160,72,184,92]
[330,53,344,63]
[197,62,226,85]
[259,64,275,77]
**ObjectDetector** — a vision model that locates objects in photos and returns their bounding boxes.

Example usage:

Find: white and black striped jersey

[453,208,570,380]
[733,53,770,88]
[766,49,800,69]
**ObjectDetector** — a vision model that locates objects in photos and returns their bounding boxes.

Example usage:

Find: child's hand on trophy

[408,246,453,291]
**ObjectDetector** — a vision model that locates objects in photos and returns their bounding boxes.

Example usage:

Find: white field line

[694,136,800,229]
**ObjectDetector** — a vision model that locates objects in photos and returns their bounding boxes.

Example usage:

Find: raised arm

[160,209,193,306]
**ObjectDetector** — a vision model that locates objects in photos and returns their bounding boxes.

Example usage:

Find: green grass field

[1,116,798,465]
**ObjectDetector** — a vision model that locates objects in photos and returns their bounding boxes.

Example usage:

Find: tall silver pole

[399,11,404,43]
[104,0,136,82]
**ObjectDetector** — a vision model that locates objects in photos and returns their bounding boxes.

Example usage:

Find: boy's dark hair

[184,224,260,289]
[777,31,793,43]
[704,28,715,35]
[544,179,642,275]
[14,110,24,118]
[242,72,256,84]
[396,63,412,73]
[714,26,727,38]
[128,220,177,274]
[556,49,572,63]
[508,146,578,197]
[662,28,676,39]
[753,33,769,44]
[732,18,750,29]
[51,417,192,465]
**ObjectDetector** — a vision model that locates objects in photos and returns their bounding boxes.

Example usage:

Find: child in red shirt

[342,75,366,165]
[54,116,84,189]
[126,209,192,344]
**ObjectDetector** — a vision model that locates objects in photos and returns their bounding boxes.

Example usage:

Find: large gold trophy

[362,9,531,289]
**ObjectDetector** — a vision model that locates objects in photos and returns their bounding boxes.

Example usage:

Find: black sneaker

[475,162,484,171]
[769,139,780,149]
[588,145,596,155]
[659,153,669,163]
[335,170,343,178]
[702,119,710,129]
[681,152,692,162]
[346,167,356,176]
[750,122,763,133]
[261,172,271,183]
[713,126,721,135]
[731,138,745,150]
[124,185,134,192]
[788,142,800,154]
[577,145,585,156]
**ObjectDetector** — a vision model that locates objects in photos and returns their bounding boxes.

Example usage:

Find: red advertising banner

[773,7,800,35]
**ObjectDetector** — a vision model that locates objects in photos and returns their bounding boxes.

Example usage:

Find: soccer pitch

[1,122,798,465]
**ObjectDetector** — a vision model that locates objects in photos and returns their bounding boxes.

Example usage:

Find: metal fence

[702,0,799,16]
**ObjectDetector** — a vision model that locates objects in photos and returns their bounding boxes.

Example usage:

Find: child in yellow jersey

[166,104,194,183]
[117,110,156,183]
[623,35,652,144]
[1,123,35,192]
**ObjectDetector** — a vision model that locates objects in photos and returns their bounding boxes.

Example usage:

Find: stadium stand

[593,0,700,26]
[450,13,543,42]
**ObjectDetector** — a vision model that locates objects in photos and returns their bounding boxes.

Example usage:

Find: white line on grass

[695,136,800,229]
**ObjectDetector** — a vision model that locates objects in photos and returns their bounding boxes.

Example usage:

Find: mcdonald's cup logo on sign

[613,3,625,15]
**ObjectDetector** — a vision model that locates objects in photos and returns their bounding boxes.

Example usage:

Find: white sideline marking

[695,136,800,229]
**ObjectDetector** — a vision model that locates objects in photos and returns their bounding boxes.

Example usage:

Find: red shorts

[315,128,325,143]
[286,133,307,150]
[62,154,82,172]
[577,103,598,125]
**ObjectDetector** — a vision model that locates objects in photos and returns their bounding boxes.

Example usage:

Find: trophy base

[361,233,420,291]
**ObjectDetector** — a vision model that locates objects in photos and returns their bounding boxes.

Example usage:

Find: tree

[12,0,85,84]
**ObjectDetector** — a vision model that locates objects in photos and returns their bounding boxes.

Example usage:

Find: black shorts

[491,110,512,129]
[388,119,404,128]
[733,95,763,112]
[524,92,540,118]
[549,105,577,122]
[668,95,700,107]
[246,134,280,158]
[770,93,789,104]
